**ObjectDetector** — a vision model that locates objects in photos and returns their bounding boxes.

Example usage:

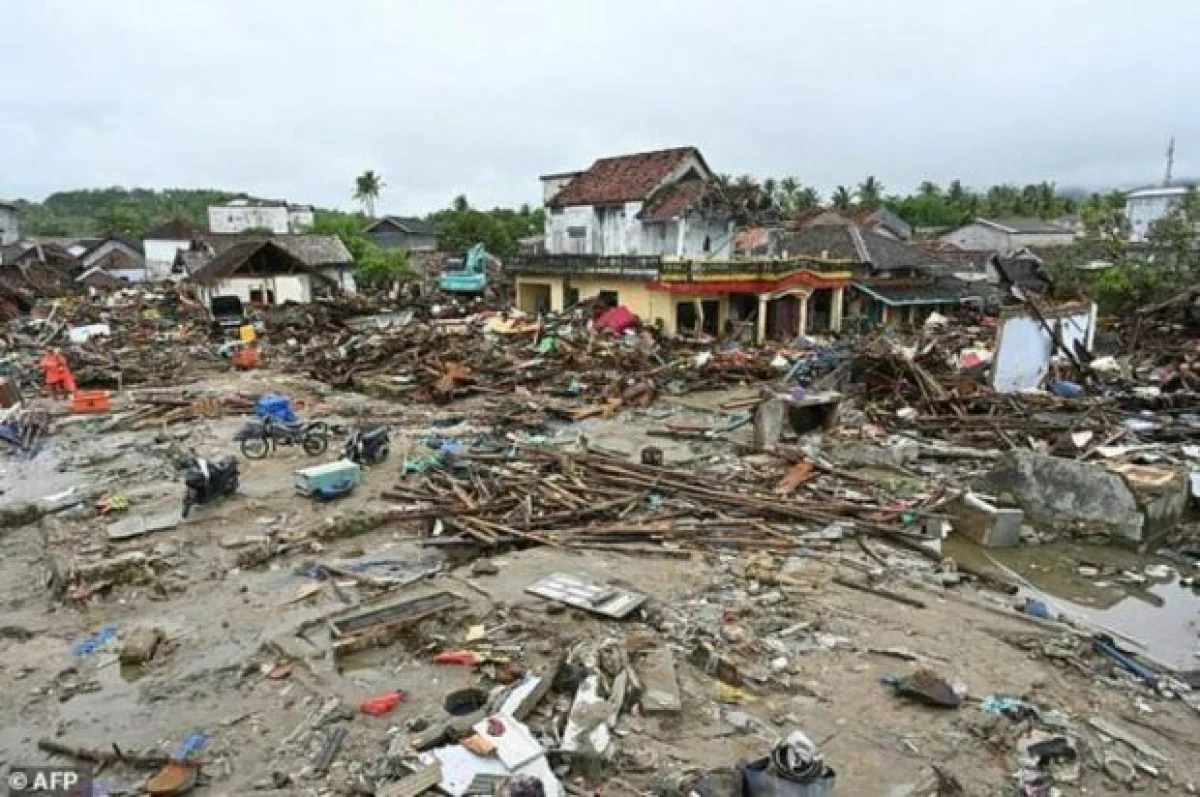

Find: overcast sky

[3,0,1199,215]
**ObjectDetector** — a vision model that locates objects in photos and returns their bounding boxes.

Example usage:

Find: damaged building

[180,234,354,305]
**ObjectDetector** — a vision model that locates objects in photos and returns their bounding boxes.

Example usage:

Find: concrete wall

[546,205,594,254]
[679,214,734,258]
[288,208,314,233]
[321,267,357,294]
[943,223,1073,253]
[201,274,313,306]
[942,223,1011,252]
[144,239,190,280]
[515,278,565,313]
[545,203,730,257]
[0,206,18,245]
[109,268,147,283]
[992,302,1096,392]
[1127,194,1176,242]
[208,205,290,234]
[512,275,729,336]
[641,221,675,255]
[1124,191,1200,243]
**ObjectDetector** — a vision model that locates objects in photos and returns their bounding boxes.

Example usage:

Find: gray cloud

[3,0,1198,213]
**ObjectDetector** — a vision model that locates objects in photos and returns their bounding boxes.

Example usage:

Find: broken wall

[991,302,1096,392]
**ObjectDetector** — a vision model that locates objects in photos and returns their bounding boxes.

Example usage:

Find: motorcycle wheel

[241,436,270,459]
[369,445,390,465]
[303,434,329,456]
[226,475,240,495]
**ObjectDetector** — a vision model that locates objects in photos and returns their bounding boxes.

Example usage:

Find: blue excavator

[438,243,490,295]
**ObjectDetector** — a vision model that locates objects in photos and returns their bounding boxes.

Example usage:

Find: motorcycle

[181,453,240,517]
[343,425,390,465]
[235,417,329,459]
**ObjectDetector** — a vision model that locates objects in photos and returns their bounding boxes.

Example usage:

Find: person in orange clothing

[39,348,76,398]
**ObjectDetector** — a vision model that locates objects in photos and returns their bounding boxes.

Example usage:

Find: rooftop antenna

[1163,136,1175,186]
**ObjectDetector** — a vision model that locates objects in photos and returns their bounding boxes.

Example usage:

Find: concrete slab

[636,647,682,713]
[948,493,1023,548]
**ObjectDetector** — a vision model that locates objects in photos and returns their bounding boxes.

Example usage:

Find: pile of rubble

[5,285,1200,795]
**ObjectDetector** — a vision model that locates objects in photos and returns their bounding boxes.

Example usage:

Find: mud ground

[2,370,1199,796]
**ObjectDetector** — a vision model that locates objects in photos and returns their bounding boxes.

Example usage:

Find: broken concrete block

[636,647,681,713]
[561,674,612,756]
[470,558,499,576]
[1107,463,1189,539]
[982,450,1186,544]
[119,626,164,664]
[948,492,1023,548]
[830,438,920,470]
[753,399,786,451]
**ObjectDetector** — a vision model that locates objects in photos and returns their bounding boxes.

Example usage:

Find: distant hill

[15,188,244,238]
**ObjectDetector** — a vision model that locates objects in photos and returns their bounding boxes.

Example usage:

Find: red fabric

[594,306,639,334]
[40,351,76,393]
[359,691,404,715]
[433,650,483,665]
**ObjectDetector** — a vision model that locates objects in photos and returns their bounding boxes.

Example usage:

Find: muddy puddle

[948,536,1200,673]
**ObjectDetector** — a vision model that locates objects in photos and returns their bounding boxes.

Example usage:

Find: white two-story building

[541,146,733,258]
[1125,181,1200,242]
[208,199,314,235]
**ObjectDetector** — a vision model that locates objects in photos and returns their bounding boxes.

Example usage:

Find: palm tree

[947,179,966,207]
[354,170,385,217]
[918,181,940,199]
[832,186,853,210]
[1038,182,1057,217]
[453,194,470,212]
[857,176,883,209]
[799,187,820,210]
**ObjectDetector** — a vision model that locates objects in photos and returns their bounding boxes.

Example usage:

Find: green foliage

[353,171,384,217]
[355,245,412,285]
[16,187,238,237]
[857,176,883,209]
[429,198,544,258]
[1044,186,1199,315]
[885,180,1076,228]
[310,211,414,285]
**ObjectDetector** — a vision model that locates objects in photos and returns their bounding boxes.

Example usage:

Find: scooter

[343,425,390,465]
[181,453,240,517]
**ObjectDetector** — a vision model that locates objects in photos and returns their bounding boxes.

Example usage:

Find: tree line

[711,174,1084,227]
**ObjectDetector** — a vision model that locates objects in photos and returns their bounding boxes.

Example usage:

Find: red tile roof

[549,147,700,207]
[734,226,770,252]
[640,180,708,221]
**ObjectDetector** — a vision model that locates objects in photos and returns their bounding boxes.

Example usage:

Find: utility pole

[1163,136,1175,186]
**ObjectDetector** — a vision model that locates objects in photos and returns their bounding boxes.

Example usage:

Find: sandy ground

[2,370,1199,796]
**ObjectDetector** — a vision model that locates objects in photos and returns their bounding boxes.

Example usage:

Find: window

[703,235,712,253]
[598,290,619,307]
[567,226,587,238]
[565,287,580,307]
[550,207,563,216]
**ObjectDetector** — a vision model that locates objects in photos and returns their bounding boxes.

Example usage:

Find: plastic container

[255,393,295,423]
[72,390,111,414]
